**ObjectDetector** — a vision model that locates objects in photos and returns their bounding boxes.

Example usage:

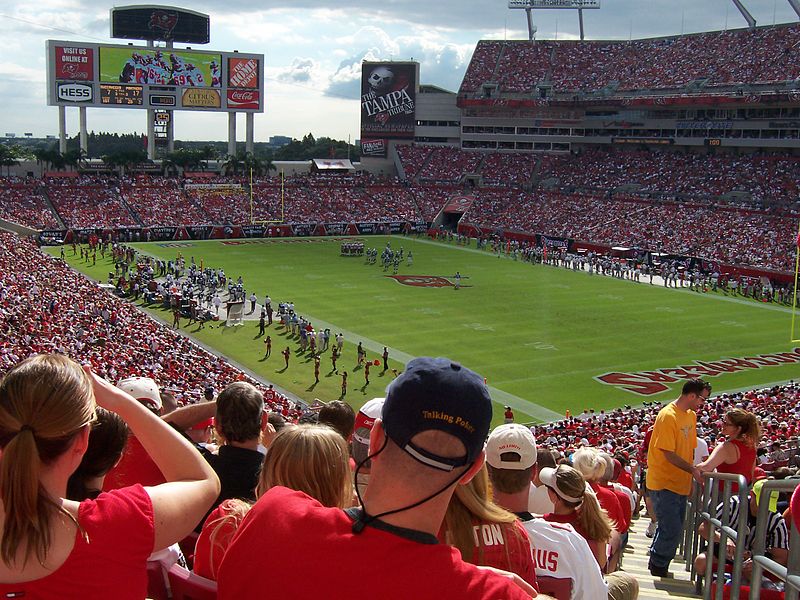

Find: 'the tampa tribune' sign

[596,348,800,395]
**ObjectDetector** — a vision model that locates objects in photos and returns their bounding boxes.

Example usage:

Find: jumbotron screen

[46,40,263,113]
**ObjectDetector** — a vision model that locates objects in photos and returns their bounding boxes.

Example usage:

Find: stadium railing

[686,472,800,600]
[749,479,800,600]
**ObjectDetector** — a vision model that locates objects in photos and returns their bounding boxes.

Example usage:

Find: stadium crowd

[460,24,800,94]
[0,231,299,418]
[0,150,798,273]
[0,178,60,230]
[121,178,209,227]
[45,177,138,229]
[463,190,798,272]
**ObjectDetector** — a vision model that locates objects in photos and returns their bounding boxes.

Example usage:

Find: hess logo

[57,83,92,102]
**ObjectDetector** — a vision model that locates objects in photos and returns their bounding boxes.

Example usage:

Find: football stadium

[1,1,800,599]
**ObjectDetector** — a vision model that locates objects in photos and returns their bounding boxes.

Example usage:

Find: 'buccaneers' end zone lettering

[596,347,800,395]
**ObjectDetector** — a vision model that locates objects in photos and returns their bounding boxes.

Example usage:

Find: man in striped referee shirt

[694,479,789,581]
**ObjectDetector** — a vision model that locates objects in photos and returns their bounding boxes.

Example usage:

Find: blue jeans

[649,488,687,569]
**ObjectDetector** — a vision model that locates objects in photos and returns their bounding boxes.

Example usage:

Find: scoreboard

[100,84,144,106]
[46,40,264,113]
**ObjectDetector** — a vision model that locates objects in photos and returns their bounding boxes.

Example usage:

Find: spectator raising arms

[0,354,219,600]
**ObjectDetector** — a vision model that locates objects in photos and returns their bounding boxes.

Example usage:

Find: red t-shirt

[0,485,154,600]
[598,483,631,534]
[218,487,532,600]
[438,519,537,589]
[103,435,166,491]
[194,500,245,581]
[589,482,627,534]
[617,470,634,491]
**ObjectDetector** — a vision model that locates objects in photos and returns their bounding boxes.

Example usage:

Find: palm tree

[222,153,243,176]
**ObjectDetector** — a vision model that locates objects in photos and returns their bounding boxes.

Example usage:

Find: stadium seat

[179,531,200,570]
[167,564,218,600]
[146,560,170,600]
[535,575,572,600]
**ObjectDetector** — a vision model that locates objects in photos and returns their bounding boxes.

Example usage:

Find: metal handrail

[702,473,749,600]
[748,478,800,600]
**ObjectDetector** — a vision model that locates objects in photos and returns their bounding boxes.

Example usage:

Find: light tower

[507,0,601,42]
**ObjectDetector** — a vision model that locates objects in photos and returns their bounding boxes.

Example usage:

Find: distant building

[269,136,292,147]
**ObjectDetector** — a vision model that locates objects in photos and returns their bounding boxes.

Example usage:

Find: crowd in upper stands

[460,24,800,94]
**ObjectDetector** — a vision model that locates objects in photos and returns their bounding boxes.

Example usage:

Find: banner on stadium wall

[241,225,265,238]
[186,226,212,240]
[325,223,349,236]
[360,138,387,158]
[39,230,67,245]
[538,235,570,250]
[292,224,314,237]
[360,62,417,141]
[147,226,178,240]
[313,224,327,236]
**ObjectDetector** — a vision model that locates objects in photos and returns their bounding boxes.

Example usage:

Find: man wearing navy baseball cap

[218,358,538,599]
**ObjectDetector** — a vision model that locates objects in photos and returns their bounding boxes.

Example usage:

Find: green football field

[51,236,799,425]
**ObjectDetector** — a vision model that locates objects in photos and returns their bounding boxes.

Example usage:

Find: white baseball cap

[117,377,162,411]
[486,423,537,470]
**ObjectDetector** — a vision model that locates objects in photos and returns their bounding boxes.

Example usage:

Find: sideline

[412,236,795,314]
[60,252,305,408]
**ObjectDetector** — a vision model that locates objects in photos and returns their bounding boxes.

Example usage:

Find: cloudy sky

[1,0,798,142]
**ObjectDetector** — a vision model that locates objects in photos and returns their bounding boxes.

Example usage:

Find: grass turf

[49,236,799,425]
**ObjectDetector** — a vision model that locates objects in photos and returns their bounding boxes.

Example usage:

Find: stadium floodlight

[730,0,756,28]
[508,0,599,41]
[508,0,600,8]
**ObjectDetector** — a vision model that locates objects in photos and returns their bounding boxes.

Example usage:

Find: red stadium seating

[167,565,217,600]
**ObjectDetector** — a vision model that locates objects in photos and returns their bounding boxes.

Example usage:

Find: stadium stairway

[622,515,699,600]
[41,188,66,229]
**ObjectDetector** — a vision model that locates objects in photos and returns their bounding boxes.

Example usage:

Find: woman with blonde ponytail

[540,464,613,569]
[0,354,219,599]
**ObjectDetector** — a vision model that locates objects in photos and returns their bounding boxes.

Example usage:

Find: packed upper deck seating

[460,23,800,94]
[0,178,60,229]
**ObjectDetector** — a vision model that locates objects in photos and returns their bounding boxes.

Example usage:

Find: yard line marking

[292,315,563,422]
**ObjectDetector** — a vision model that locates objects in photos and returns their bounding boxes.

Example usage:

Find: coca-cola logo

[226,89,259,109]
[231,90,255,101]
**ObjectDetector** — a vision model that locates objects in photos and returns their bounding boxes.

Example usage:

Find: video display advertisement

[99,47,221,88]
[360,63,416,140]
[228,57,259,89]
[55,46,94,81]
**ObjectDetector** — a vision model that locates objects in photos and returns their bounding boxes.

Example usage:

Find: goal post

[250,168,285,225]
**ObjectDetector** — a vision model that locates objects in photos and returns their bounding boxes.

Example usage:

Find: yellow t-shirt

[646,402,696,495]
